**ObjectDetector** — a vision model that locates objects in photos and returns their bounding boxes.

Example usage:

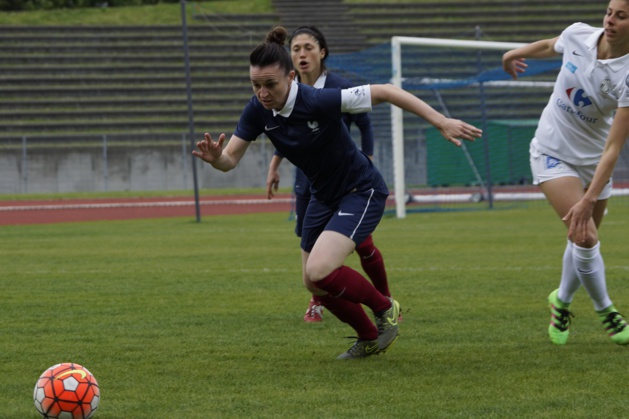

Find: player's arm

[502,36,560,80]
[192,133,250,172]
[367,84,482,146]
[564,107,629,241]
[266,153,283,199]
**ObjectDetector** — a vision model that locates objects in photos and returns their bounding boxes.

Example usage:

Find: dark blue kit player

[266,26,387,324]
[193,26,482,359]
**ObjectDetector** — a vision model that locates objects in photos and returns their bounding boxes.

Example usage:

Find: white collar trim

[273,80,299,117]
[313,71,327,89]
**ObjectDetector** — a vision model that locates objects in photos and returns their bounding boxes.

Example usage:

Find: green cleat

[336,339,380,360]
[548,289,574,345]
[598,308,629,346]
[375,297,400,352]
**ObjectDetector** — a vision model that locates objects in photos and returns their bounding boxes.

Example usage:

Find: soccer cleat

[303,296,323,323]
[599,309,629,345]
[336,338,380,360]
[548,289,574,345]
[375,297,400,352]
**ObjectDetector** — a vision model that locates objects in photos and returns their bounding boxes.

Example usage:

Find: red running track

[0,194,293,226]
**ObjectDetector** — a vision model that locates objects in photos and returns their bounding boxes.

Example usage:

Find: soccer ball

[33,363,100,419]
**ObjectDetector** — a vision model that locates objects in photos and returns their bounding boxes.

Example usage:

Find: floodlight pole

[181,0,202,223]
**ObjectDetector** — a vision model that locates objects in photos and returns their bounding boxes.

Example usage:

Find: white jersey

[533,22,629,165]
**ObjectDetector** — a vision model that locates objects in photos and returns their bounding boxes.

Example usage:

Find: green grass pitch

[2,204,629,417]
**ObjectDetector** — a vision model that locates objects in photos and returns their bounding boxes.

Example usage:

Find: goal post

[390,36,526,218]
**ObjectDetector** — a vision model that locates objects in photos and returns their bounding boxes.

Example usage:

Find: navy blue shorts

[300,184,388,253]
[294,192,310,237]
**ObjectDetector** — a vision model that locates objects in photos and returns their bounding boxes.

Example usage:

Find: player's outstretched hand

[192,133,225,164]
[502,56,527,80]
[266,169,280,200]
[438,118,482,147]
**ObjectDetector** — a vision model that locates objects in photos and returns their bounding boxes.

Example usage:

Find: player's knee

[572,230,598,248]
[305,266,326,282]
[305,261,334,283]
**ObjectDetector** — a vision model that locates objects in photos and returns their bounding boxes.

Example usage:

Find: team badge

[625,73,629,88]
[600,78,612,94]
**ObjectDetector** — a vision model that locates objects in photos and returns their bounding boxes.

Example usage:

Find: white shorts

[529,140,612,200]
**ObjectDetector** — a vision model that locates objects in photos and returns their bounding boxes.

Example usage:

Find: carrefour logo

[555,87,598,124]
[565,87,592,107]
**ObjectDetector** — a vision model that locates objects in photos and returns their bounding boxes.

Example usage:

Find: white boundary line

[4,187,628,211]
[0,198,293,212]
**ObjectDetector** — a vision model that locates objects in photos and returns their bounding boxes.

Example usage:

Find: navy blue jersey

[325,72,374,156]
[284,72,375,197]
[234,82,386,205]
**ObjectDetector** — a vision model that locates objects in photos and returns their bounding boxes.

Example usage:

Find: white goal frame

[390,36,526,218]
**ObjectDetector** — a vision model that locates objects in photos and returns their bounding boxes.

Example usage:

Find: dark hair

[289,26,329,61]
[249,26,293,75]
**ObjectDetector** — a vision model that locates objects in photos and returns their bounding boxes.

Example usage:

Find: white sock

[573,241,612,311]
[558,240,580,304]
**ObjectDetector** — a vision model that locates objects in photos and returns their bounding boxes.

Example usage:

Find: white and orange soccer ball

[33,363,100,419]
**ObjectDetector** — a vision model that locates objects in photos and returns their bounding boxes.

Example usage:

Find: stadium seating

[0,0,604,145]
[0,20,278,143]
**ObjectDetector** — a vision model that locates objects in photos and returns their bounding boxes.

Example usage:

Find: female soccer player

[502,0,629,346]
[194,26,481,359]
[265,26,389,324]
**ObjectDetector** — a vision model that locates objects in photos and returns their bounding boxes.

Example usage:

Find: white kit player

[502,0,629,346]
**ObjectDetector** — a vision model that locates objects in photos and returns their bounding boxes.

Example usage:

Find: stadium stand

[0,20,277,143]
[0,0,603,145]
[344,0,602,42]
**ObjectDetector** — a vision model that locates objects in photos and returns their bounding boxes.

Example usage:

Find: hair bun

[266,26,288,46]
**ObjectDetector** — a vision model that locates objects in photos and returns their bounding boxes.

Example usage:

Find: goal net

[327,37,629,218]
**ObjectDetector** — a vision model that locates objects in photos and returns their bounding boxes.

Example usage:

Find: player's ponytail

[250,26,292,75]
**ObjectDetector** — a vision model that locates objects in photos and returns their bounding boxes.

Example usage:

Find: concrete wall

[0,136,424,195]
[0,140,286,194]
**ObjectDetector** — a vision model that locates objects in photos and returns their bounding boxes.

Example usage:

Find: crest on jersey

[307,120,320,133]
[600,78,612,94]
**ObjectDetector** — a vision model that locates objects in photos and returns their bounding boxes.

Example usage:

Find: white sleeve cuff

[341,85,372,114]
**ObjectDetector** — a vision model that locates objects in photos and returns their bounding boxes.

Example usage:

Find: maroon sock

[315,266,390,313]
[356,235,391,297]
[318,294,378,341]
